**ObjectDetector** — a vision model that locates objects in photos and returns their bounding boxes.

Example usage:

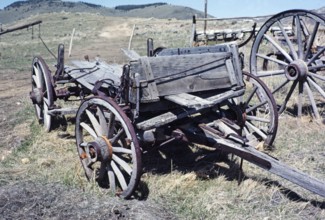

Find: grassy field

[0,12,325,219]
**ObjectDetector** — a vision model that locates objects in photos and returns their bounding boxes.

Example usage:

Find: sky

[0,0,324,18]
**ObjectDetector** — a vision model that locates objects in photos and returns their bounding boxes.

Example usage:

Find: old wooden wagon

[29,38,325,199]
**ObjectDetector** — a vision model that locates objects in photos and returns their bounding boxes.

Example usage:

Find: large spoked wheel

[250,9,325,118]
[230,72,278,149]
[30,56,54,132]
[75,97,142,199]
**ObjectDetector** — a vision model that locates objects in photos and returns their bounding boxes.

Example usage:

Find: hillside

[0,0,208,24]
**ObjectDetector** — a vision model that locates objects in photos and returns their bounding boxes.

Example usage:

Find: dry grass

[0,12,325,219]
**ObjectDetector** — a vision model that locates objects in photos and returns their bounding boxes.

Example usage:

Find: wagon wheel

[75,97,142,199]
[250,9,325,118]
[243,72,278,148]
[30,56,54,132]
[229,72,278,149]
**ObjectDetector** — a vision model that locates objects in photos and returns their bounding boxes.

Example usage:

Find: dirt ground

[0,180,176,219]
[0,70,31,158]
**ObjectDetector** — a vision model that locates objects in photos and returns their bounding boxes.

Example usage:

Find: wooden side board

[129,52,240,103]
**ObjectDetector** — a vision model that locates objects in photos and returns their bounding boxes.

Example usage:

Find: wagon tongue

[199,120,325,198]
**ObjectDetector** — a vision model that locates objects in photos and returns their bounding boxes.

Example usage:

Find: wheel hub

[285,60,308,81]
[30,88,43,105]
[85,137,113,163]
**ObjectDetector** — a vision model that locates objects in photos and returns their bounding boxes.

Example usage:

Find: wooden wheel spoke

[246,115,270,124]
[80,122,97,138]
[297,82,303,117]
[112,154,132,175]
[107,113,116,139]
[245,121,267,140]
[307,47,325,65]
[111,161,128,190]
[295,16,304,59]
[97,162,108,181]
[43,97,49,106]
[279,80,298,113]
[32,75,40,88]
[272,79,290,94]
[110,128,124,145]
[243,127,251,136]
[304,21,320,61]
[35,104,41,117]
[108,166,116,193]
[256,70,285,77]
[308,64,325,71]
[308,72,325,81]
[243,86,258,108]
[113,147,132,154]
[80,142,87,148]
[246,100,268,114]
[257,53,289,66]
[304,82,320,119]
[33,65,42,87]
[307,77,325,99]
[277,21,298,60]
[97,107,109,137]
[86,109,102,136]
[299,18,310,37]
[86,159,95,169]
[263,34,293,62]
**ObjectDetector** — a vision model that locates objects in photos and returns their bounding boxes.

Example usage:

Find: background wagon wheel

[229,72,278,149]
[250,9,325,119]
[30,56,54,132]
[75,97,142,199]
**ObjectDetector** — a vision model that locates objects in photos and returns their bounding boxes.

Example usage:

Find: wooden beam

[0,20,42,36]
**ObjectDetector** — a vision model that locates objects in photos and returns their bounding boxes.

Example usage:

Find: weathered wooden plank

[200,124,325,198]
[140,57,159,102]
[155,44,232,56]
[129,52,236,103]
[67,73,94,91]
[136,89,244,130]
[136,112,177,130]
[206,89,245,104]
[65,61,122,88]
[165,93,213,109]
[159,43,244,89]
